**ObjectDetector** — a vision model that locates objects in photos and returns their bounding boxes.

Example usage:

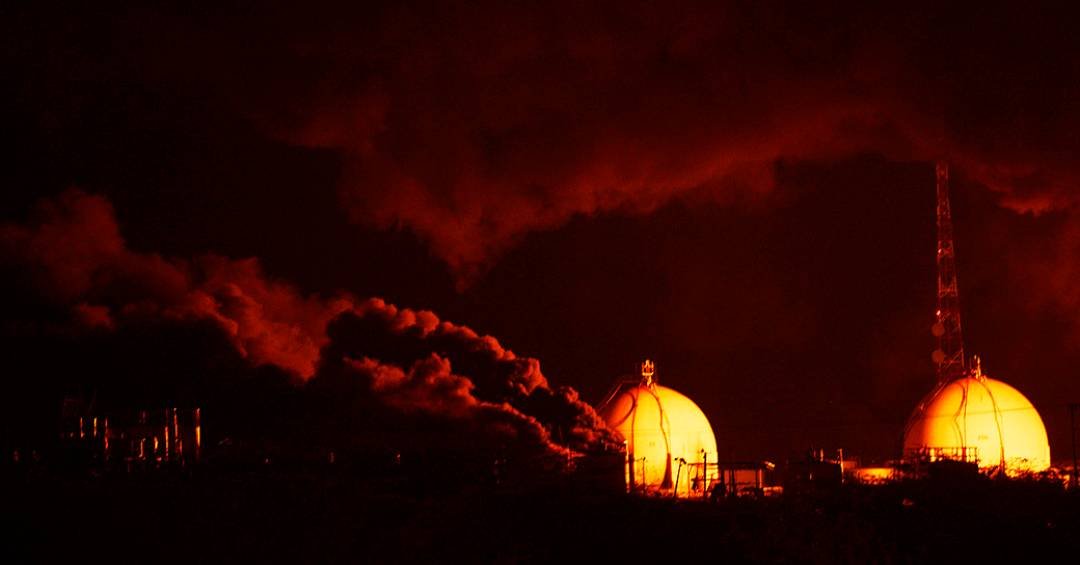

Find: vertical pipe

[172,408,182,460]
[163,408,170,462]
[194,408,202,463]
[103,417,109,458]
[673,460,682,498]
[702,451,708,499]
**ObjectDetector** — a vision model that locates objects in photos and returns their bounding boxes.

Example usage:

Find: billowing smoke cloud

[248,2,911,282]
[0,189,350,378]
[0,190,617,456]
[317,298,617,453]
[332,355,576,457]
[202,2,1080,284]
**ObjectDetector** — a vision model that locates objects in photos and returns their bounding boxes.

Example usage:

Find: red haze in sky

[216,2,1080,284]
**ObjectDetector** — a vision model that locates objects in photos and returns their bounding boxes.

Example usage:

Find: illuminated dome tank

[903,359,1050,475]
[598,360,718,497]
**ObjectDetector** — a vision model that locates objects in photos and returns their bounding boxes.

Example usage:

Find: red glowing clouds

[211,3,1080,286]
[1,189,350,378]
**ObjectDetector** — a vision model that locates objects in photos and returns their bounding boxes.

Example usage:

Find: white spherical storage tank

[903,374,1050,475]
[599,363,718,497]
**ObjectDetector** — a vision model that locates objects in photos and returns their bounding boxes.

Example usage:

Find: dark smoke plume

[0,189,350,378]
[317,299,618,453]
[0,191,618,457]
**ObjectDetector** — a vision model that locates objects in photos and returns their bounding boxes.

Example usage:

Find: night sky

[3,2,1080,463]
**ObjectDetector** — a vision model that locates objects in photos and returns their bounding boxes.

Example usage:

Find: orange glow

[852,467,894,484]
[172,408,182,459]
[194,408,202,462]
[600,383,718,497]
[904,376,1050,475]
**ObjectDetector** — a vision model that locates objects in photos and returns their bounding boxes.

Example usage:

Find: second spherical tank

[903,375,1050,474]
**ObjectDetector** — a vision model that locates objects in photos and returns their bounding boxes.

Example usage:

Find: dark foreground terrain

[7,468,1080,564]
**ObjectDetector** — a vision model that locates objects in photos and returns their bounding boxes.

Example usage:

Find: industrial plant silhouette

[5,164,1078,563]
